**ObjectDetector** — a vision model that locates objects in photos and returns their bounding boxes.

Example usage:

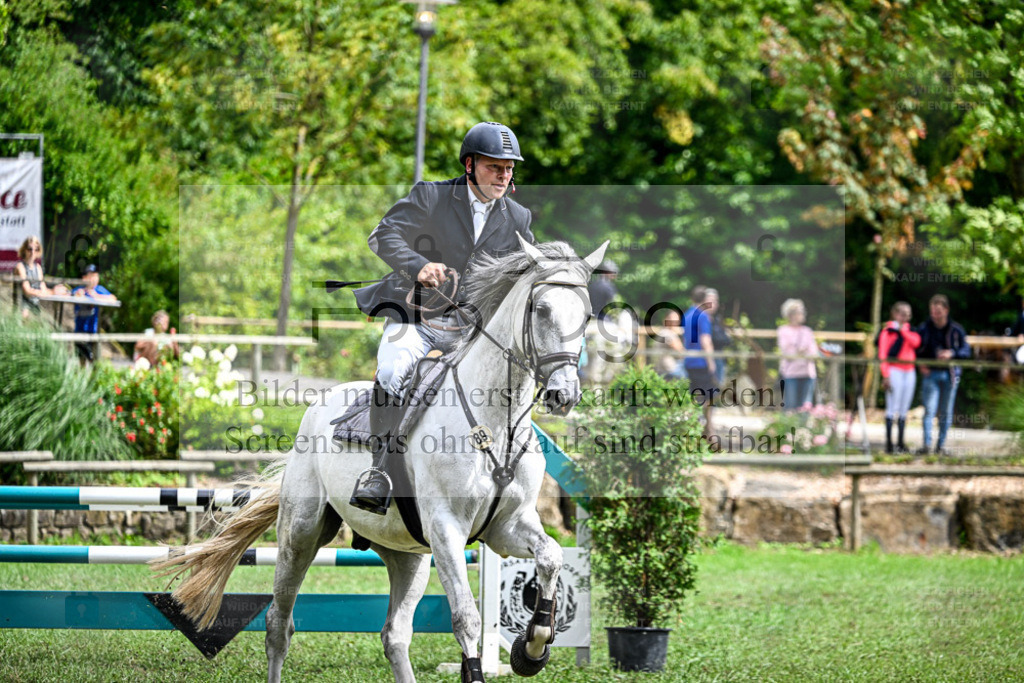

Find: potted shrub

[573,365,706,672]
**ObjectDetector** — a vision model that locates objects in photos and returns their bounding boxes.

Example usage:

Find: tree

[0,0,177,333]
[761,1,986,403]
[145,1,425,368]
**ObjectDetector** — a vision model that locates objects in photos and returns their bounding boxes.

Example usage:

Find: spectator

[72,264,118,364]
[705,288,731,386]
[878,301,921,454]
[916,294,971,455]
[588,259,619,321]
[777,298,818,410]
[133,309,179,367]
[683,286,717,438]
[13,237,67,318]
[654,308,686,380]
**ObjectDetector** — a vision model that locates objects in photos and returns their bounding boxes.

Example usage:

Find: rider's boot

[349,381,403,516]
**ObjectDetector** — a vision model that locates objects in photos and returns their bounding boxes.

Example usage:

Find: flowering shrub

[178,344,303,453]
[759,403,840,454]
[94,357,180,458]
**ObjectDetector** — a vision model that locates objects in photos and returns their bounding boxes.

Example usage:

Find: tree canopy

[3,0,1021,339]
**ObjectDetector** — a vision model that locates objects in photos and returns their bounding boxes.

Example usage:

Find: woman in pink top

[877,301,921,453]
[777,298,818,410]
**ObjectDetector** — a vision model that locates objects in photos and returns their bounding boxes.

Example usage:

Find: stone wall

[3,473,1022,554]
[0,509,189,544]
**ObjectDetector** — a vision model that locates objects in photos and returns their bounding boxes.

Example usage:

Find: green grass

[0,543,1021,681]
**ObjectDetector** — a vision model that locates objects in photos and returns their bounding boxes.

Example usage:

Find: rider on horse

[350,122,537,515]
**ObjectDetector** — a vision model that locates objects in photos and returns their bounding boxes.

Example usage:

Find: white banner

[0,157,43,271]
[500,548,591,648]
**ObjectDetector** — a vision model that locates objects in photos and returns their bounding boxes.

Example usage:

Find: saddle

[330,353,452,446]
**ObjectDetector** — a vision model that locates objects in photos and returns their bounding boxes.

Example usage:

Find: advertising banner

[0,157,43,271]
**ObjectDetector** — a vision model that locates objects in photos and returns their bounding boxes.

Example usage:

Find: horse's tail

[150,461,286,630]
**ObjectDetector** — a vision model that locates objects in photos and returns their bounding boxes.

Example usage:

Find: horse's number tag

[469,425,494,451]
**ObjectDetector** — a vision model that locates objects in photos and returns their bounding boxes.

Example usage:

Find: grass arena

[1,474,1021,681]
[1,543,1021,681]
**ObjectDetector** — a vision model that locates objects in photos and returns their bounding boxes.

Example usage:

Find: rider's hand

[417,262,447,288]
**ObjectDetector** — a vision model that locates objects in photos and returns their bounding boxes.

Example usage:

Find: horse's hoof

[510,634,549,677]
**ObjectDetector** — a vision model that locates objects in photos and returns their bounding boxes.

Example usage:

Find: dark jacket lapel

[450,177,475,240]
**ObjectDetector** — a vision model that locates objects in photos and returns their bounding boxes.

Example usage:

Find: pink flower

[813,435,828,446]
[779,444,793,454]
[126,433,136,443]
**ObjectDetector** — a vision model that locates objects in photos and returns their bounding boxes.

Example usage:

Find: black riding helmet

[459,122,524,164]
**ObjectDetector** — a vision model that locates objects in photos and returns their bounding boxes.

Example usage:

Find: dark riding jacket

[354,175,536,322]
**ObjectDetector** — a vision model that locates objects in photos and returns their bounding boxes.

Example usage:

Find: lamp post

[405,0,455,183]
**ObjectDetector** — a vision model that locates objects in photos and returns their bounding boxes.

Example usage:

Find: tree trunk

[274,125,307,371]
[865,249,885,409]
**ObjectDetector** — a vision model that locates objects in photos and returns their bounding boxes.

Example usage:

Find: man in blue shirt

[72,263,118,363]
[682,285,718,438]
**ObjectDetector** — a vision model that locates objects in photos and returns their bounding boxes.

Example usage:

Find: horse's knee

[451,607,481,639]
[381,628,409,661]
[534,539,563,580]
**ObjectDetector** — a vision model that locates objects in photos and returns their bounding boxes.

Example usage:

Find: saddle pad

[330,388,373,445]
[397,356,451,435]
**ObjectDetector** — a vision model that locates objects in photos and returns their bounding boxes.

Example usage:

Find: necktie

[471,199,489,242]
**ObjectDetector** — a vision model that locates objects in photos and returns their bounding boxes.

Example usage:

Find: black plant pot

[606,626,671,672]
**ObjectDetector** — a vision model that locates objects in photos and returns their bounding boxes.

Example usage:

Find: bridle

[519,279,590,385]
[409,272,589,386]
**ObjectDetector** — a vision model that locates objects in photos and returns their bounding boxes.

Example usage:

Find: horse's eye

[535,302,552,318]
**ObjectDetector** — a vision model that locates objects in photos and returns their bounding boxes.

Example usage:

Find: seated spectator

[13,237,67,318]
[133,309,179,367]
[777,298,818,410]
[72,264,118,364]
[878,301,921,454]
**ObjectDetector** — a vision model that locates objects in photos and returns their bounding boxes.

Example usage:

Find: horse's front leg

[430,519,485,682]
[485,512,562,676]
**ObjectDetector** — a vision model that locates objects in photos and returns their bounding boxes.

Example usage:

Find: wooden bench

[179,449,287,463]
[845,465,1024,550]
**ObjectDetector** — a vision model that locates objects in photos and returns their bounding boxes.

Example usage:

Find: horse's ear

[517,233,544,265]
[583,240,610,272]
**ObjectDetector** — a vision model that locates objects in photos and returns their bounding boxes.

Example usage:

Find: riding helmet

[459,122,524,164]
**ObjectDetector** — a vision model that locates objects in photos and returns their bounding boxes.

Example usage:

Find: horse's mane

[461,241,589,323]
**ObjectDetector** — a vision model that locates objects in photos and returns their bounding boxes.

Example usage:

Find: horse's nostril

[544,389,569,407]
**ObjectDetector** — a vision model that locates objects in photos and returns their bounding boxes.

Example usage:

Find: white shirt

[469,192,494,243]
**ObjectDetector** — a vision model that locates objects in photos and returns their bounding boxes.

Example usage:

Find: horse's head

[517,235,608,416]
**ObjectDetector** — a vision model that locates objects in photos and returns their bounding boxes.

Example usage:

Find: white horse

[154,237,607,682]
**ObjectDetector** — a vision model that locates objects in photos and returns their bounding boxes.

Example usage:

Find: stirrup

[349,467,393,516]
